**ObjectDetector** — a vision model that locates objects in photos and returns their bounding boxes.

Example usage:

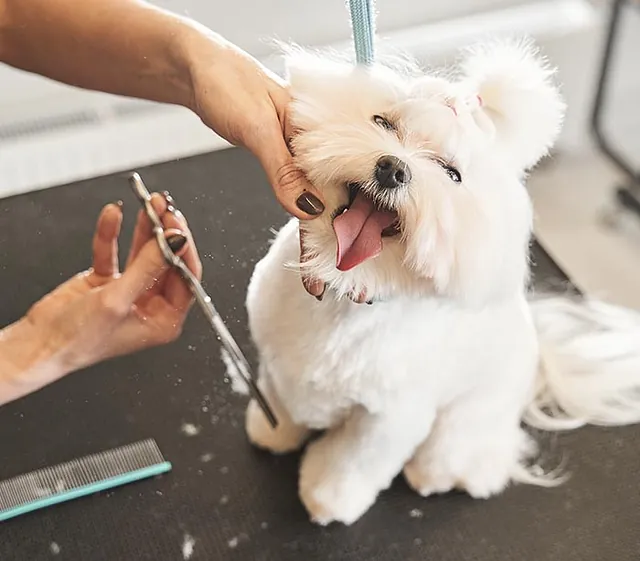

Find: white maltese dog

[244,39,640,526]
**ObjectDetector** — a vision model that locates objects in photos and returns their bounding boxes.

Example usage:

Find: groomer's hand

[0,193,202,405]
[31,193,202,369]
[184,33,330,298]
[185,32,325,220]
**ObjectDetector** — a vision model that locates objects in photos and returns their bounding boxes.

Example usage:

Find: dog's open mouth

[332,183,400,272]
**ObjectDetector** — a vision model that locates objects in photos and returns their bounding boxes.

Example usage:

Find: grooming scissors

[128,172,278,428]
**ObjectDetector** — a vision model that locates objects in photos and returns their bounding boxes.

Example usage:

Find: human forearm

[0,319,66,406]
[0,0,328,222]
[0,0,207,110]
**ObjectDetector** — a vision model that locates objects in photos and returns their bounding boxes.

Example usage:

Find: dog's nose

[375,155,412,189]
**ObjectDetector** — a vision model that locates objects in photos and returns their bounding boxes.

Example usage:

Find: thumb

[109,231,186,306]
[251,125,325,221]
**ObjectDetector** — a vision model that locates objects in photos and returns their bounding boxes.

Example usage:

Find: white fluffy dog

[244,40,640,526]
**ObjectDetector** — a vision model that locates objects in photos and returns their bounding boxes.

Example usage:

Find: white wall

[0,0,550,112]
[152,0,534,54]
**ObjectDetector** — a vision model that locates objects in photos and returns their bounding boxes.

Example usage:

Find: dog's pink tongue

[333,191,397,271]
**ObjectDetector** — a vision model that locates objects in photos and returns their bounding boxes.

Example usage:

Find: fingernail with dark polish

[167,233,187,254]
[296,192,324,216]
[366,300,373,305]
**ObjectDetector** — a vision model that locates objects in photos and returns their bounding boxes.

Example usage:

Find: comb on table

[0,438,171,522]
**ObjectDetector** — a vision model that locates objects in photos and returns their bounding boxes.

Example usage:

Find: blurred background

[0,0,638,307]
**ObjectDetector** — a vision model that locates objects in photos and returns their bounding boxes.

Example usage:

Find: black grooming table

[0,148,638,561]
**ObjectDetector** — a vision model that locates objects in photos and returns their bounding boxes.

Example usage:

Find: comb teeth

[0,439,169,518]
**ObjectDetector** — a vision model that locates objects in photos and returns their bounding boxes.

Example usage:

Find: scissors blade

[127,172,279,428]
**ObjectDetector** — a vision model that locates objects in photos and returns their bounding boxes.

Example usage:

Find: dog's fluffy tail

[525,296,640,431]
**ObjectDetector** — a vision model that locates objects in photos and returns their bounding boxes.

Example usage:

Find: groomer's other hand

[185,32,325,220]
[23,193,202,377]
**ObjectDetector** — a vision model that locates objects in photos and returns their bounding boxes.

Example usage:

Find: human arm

[0,0,324,219]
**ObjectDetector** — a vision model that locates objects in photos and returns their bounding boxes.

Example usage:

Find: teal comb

[0,438,171,522]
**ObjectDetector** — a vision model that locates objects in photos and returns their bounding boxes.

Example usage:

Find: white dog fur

[243,39,640,526]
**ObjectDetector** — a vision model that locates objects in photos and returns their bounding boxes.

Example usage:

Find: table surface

[0,148,638,561]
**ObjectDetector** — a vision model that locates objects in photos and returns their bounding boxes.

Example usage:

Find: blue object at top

[348,0,376,65]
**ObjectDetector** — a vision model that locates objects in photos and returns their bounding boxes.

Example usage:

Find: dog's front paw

[245,399,309,454]
[403,449,512,499]
[403,457,455,497]
[457,454,512,499]
[299,439,378,526]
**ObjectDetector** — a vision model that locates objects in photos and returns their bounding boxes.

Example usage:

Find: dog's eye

[372,115,395,131]
[442,163,461,183]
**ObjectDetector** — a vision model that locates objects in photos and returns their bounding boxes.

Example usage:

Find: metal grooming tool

[0,439,171,522]
[128,172,278,428]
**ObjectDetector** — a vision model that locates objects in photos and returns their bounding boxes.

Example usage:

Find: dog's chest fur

[247,220,539,430]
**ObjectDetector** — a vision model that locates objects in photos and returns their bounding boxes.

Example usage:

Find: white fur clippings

[244,39,640,526]
[182,534,195,560]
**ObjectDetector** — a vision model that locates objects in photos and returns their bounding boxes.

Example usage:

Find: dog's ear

[459,39,566,172]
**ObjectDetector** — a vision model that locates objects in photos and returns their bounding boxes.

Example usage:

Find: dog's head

[287,40,565,303]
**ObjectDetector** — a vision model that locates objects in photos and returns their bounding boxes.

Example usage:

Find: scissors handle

[127,173,279,428]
